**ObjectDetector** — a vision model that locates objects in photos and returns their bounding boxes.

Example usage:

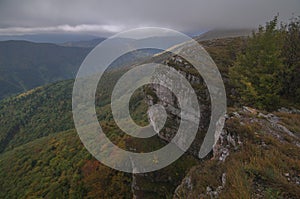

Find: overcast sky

[0,0,299,36]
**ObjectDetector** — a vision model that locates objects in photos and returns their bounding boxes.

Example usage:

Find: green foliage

[129,87,149,126]
[201,37,247,77]
[0,17,299,198]
[230,16,285,110]
[0,80,75,152]
[230,16,300,110]
[0,66,194,198]
[0,66,142,198]
[281,16,300,102]
[0,40,91,99]
[0,68,130,153]
[0,130,132,199]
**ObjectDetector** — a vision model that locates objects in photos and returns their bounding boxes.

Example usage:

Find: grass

[275,112,300,136]
[175,114,300,199]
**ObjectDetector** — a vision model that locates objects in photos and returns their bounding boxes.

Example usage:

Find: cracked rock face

[148,104,167,134]
[131,53,213,199]
[213,128,242,162]
[145,59,212,158]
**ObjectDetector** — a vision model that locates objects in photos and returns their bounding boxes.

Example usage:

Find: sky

[0,0,299,37]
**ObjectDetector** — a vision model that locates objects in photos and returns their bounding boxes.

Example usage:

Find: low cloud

[0,0,299,36]
[0,24,124,35]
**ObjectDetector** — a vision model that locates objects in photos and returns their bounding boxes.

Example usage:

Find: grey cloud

[0,0,299,36]
[0,24,124,35]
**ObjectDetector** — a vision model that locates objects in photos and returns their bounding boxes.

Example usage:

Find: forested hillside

[0,17,299,198]
[0,41,91,99]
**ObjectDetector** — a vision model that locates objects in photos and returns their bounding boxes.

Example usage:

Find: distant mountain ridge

[0,40,91,99]
[195,29,252,41]
[0,33,100,43]
[59,38,106,48]
[0,29,252,100]
[0,39,160,99]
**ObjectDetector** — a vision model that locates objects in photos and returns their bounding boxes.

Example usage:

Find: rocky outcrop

[173,171,227,199]
[173,106,300,198]
[278,107,300,114]
[145,56,211,158]
[130,37,300,198]
[131,52,213,198]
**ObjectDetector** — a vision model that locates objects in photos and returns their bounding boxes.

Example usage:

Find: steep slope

[0,36,247,198]
[174,107,300,199]
[0,34,299,199]
[130,36,300,198]
[0,66,198,198]
[0,80,74,152]
[0,129,132,199]
[0,65,130,153]
[0,67,135,198]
